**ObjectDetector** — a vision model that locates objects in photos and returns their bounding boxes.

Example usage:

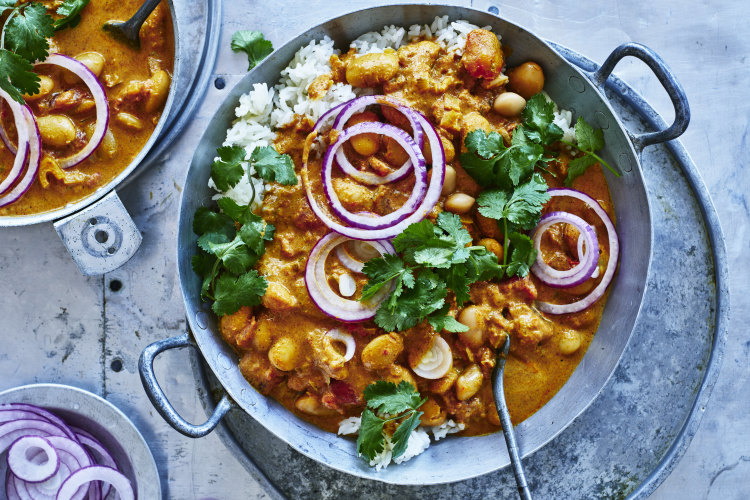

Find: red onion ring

[305,233,395,321]
[7,436,60,483]
[0,90,30,195]
[325,329,356,362]
[531,211,600,288]
[536,188,619,314]
[36,54,109,170]
[335,239,394,273]
[0,106,41,208]
[56,466,134,500]
[332,95,424,185]
[304,110,445,241]
[0,96,18,154]
[322,121,427,229]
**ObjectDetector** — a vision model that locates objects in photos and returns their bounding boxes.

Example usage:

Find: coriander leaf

[522,94,563,146]
[503,173,550,230]
[193,206,236,239]
[231,30,273,71]
[356,409,386,461]
[467,247,505,282]
[392,219,437,263]
[436,211,472,249]
[465,129,505,159]
[212,271,267,316]
[361,254,414,302]
[505,232,536,277]
[574,116,604,152]
[506,127,545,185]
[211,145,246,192]
[440,264,473,306]
[459,150,506,188]
[207,239,256,275]
[428,313,469,333]
[477,189,509,220]
[249,145,297,185]
[564,155,597,186]
[192,251,217,300]
[54,0,90,31]
[238,215,275,255]
[0,0,16,15]
[364,380,423,415]
[390,411,423,459]
[5,3,54,62]
[217,197,254,225]
[0,49,39,103]
[374,270,446,332]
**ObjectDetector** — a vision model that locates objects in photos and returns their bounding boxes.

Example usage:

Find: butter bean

[37,115,77,147]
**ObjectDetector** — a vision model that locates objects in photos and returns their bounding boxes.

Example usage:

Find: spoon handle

[493,337,533,500]
[495,367,533,500]
[124,0,163,31]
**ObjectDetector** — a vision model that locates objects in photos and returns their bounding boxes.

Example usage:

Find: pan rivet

[196,311,208,329]
[214,77,226,90]
[488,5,499,14]
[595,111,610,129]
[618,152,633,173]
[568,75,585,93]
[109,279,123,292]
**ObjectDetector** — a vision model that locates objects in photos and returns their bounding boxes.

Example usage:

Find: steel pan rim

[176,4,654,484]
[0,0,182,228]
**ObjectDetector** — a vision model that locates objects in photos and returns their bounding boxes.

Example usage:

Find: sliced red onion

[322,121,427,229]
[304,111,445,241]
[69,429,114,499]
[8,436,60,483]
[325,329,356,362]
[305,233,395,321]
[56,466,133,500]
[0,405,77,441]
[37,54,109,169]
[331,96,424,185]
[0,420,68,453]
[0,97,18,154]
[411,336,453,379]
[313,102,347,131]
[531,211,600,288]
[0,89,30,195]
[335,239,395,274]
[6,468,22,500]
[0,105,41,208]
[536,188,620,314]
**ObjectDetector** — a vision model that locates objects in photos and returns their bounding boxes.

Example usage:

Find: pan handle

[589,42,690,152]
[139,332,233,438]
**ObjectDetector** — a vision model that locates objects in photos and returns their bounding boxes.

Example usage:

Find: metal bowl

[140,4,689,485]
[0,383,161,498]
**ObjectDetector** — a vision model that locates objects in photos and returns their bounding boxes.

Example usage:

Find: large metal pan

[140,4,689,485]
[0,0,181,275]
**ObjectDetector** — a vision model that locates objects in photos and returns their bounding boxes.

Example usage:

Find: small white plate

[0,383,161,499]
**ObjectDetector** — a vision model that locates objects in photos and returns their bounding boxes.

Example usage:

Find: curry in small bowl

[0,0,174,217]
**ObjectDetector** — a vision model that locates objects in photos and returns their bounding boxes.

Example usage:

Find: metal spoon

[102,0,162,49]
[493,335,533,500]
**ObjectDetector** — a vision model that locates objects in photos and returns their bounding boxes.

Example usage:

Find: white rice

[336,415,465,470]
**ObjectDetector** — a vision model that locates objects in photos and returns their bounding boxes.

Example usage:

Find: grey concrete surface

[1,0,747,499]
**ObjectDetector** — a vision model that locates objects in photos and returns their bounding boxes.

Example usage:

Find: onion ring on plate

[535,188,619,314]
[7,436,60,483]
[332,95,424,185]
[36,54,109,170]
[531,211,600,288]
[303,111,445,241]
[56,466,133,500]
[0,90,30,195]
[305,233,395,321]
[322,121,427,229]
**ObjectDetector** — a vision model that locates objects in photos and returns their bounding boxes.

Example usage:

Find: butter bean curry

[0,0,174,216]
[218,31,616,437]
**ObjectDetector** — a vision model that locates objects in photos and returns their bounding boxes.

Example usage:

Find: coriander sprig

[360,212,503,332]
[356,381,425,462]
[231,30,273,71]
[561,117,620,185]
[0,0,90,103]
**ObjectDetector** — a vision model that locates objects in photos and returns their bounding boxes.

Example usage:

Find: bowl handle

[54,190,142,276]
[139,332,234,438]
[589,42,690,152]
